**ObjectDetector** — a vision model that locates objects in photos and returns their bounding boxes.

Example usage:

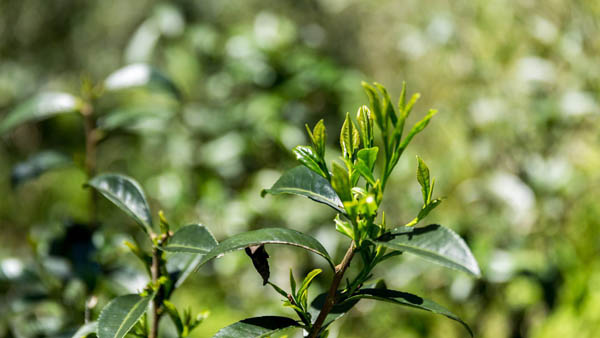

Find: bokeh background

[1,0,599,337]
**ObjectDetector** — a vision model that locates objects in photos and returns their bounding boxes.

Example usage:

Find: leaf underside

[213,316,299,338]
[262,165,345,214]
[199,227,334,270]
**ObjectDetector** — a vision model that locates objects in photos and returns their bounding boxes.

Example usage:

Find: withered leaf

[245,245,270,285]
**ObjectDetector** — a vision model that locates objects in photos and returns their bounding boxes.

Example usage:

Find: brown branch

[308,242,356,338]
[82,103,98,224]
[149,247,160,338]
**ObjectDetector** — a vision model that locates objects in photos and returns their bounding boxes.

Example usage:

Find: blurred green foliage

[0,0,599,337]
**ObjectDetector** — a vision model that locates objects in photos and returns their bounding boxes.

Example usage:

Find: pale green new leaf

[86,174,153,234]
[331,162,352,202]
[97,293,154,338]
[0,92,82,135]
[293,145,327,178]
[416,156,430,203]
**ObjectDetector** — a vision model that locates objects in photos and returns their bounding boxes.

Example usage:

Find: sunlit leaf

[86,174,153,234]
[416,156,430,203]
[293,145,327,178]
[97,293,154,338]
[262,165,344,214]
[0,92,82,135]
[213,316,299,338]
[199,227,334,269]
[11,151,71,187]
[374,224,480,277]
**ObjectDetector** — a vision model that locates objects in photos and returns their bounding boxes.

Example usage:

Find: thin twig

[308,242,356,338]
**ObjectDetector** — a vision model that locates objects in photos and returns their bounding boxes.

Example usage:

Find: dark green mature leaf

[86,174,153,234]
[347,289,473,337]
[309,292,360,330]
[262,165,345,214]
[213,316,299,338]
[11,151,72,187]
[374,224,480,277]
[97,294,154,338]
[199,228,334,269]
[72,321,97,338]
[0,92,82,135]
[104,63,180,99]
[164,224,218,254]
[166,252,202,288]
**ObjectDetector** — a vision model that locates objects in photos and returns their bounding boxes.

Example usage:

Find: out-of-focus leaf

[164,224,217,254]
[346,288,473,337]
[262,165,345,214]
[199,228,334,269]
[213,316,299,338]
[97,107,173,131]
[97,293,154,338]
[374,224,480,277]
[0,92,82,135]
[86,174,153,234]
[11,151,71,187]
[72,321,97,338]
[104,63,180,99]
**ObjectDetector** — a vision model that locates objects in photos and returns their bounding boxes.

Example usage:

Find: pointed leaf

[416,156,430,203]
[356,105,374,148]
[293,145,327,178]
[86,174,153,234]
[348,288,473,337]
[1,92,82,135]
[164,224,218,254]
[373,224,480,277]
[213,316,299,338]
[361,82,384,130]
[339,113,354,159]
[11,151,72,187]
[72,321,97,338]
[311,119,326,158]
[199,228,334,269]
[262,166,344,214]
[374,82,397,125]
[398,109,437,152]
[97,294,154,338]
[104,63,180,99]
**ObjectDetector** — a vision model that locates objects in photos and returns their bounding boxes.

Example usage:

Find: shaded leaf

[11,151,71,187]
[86,174,153,234]
[199,227,334,269]
[72,321,97,338]
[245,245,270,285]
[374,224,480,277]
[0,92,82,135]
[309,292,360,330]
[331,162,352,202]
[347,288,473,337]
[97,293,154,338]
[262,165,344,214]
[104,63,180,99]
[213,316,299,338]
[164,224,218,254]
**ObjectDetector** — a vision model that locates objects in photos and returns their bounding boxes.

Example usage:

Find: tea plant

[72,173,217,338]
[0,64,181,336]
[188,82,480,337]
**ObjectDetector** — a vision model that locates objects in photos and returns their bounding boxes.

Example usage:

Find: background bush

[0,0,599,337]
